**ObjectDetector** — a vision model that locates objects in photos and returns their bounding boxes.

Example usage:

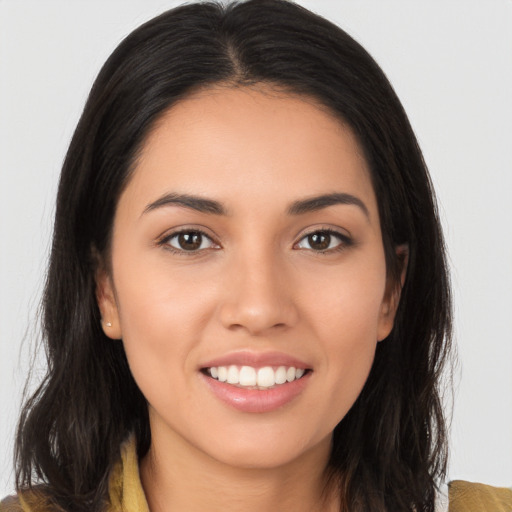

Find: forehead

[125,85,378,219]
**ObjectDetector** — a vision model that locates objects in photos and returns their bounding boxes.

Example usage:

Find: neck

[140,428,338,512]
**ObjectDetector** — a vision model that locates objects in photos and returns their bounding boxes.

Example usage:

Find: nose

[218,251,299,336]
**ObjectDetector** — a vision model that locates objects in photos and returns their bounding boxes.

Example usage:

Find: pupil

[309,232,330,250]
[178,232,202,250]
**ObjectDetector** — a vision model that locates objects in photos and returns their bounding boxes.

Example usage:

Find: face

[97,86,400,471]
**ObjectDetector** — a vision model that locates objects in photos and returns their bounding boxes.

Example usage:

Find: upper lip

[200,350,311,370]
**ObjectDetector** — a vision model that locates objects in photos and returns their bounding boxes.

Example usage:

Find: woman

[2,1,511,511]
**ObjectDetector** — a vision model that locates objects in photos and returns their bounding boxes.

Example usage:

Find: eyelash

[294,228,353,254]
[157,228,352,255]
[158,228,220,255]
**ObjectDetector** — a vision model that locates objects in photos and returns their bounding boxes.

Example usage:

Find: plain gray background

[1,0,511,496]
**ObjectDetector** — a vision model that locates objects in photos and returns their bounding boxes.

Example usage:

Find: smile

[205,365,307,389]
[199,352,312,412]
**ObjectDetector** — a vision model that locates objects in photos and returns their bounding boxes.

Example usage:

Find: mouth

[202,365,309,390]
[199,351,313,412]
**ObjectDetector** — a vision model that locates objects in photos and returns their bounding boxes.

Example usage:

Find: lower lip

[201,372,311,413]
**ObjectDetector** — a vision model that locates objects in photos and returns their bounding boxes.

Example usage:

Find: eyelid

[156,226,221,253]
[293,226,353,252]
[155,224,353,254]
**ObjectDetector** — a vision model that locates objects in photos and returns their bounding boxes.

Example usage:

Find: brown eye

[296,230,349,252]
[166,231,215,252]
[307,232,331,251]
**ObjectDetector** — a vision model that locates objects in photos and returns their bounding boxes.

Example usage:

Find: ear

[95,265,122,340]
[377,244,409,342]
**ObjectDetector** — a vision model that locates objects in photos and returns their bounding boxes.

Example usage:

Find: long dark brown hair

[15,1,452,511]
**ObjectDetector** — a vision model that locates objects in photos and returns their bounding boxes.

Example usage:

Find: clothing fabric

[2,436,512,511]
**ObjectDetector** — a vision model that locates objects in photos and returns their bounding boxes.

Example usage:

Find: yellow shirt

[2,437,512,511]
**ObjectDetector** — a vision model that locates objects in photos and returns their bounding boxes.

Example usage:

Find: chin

[200,424,333,471]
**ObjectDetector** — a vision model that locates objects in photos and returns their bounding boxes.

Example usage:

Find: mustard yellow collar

[107,435,150,512]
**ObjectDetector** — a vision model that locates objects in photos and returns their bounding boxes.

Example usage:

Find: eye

[295,229,350,252]
[162,230,218,252]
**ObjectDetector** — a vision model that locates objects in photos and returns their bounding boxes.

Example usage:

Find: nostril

[217,277,300,334]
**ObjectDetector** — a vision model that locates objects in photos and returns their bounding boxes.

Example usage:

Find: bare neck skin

[140,418,338,512]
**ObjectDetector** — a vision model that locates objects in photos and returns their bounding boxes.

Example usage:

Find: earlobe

[377,244,409,342]
[95,266,122,340]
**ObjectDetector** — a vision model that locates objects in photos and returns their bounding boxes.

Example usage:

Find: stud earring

[105,322,112,327]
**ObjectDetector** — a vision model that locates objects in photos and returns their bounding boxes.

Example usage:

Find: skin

[97,85,404,512]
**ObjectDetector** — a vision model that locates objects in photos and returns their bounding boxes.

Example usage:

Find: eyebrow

[142,191,369,218]
[287,192,369,218]
[143,193,227,216]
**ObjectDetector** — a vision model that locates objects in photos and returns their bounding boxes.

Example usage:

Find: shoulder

[449,480,512,511]
[0,495,23,512]
[0,488,62,512]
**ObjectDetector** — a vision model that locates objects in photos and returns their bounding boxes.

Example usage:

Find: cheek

[110,248,216,398]
[304,252,387,343]
[302,256,386,414]
[113,239,216,331]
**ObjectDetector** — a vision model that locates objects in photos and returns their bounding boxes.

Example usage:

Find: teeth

[227,365,239,384]
[206,365,307,388]
[217,366,227,382]
[257,367,275,387]
[275,366,287,385]
[239,366,257,386]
